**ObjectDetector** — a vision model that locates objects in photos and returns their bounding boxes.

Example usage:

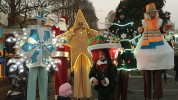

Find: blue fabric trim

[0,44,2,50]
[45,44,54,52]
[0,27,2,50]
[0,58,5,63]
[34,11,46,21]
[31,46,41,63]
[0,27,2,37]
[43,30,50,42]
[141,41,164,49]
[149,41,164,46]
[30,29,40,43]
[42,46,46,63]
[141,45,155,49]
[21,42,38,52]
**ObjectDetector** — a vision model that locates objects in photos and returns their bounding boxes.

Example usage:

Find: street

[1,70,178,100]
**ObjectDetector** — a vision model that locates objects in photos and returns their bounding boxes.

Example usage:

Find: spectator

[57,83,73,100]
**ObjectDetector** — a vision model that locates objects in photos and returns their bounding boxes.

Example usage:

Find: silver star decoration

[121,33,127,39]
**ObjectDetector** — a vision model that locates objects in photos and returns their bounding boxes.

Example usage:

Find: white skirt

[134,36,174,70]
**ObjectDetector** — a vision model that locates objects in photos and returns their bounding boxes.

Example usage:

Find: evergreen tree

[122,0,171,27]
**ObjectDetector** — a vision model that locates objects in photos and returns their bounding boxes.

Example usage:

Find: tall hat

[35,11,46,21]
[114,1,129,21]
[145,3,159,13]
[34,1,49,21]
[88,35,121,62]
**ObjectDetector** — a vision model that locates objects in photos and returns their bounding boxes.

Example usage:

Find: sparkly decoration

[108,34,120,43]
[11,26,65,71]
[58,9,98,67]
[6,36,16,43]
[88,35,121,62]
[121,33,127,39]
[7,58,25,74]
[113,22,134,27]
[58,9,97,98]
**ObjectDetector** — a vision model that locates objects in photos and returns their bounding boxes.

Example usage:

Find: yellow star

[58,9,98,67]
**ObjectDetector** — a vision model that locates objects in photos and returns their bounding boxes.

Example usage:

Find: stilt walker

[134,3,174,100]
[52,16,69,96]
[108,1,137,100]
[59,9,98,99]
[17,3,57,99]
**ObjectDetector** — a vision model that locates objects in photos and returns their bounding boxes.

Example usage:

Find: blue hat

[34,1,49,21]
[34,11,46,21]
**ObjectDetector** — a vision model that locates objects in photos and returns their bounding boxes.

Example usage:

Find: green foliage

[121,0,171,27]
[77,0,98,29]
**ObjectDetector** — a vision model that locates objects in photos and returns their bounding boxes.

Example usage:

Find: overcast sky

[89,0,178,29]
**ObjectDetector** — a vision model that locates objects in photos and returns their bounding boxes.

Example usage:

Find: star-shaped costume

[59,9,98,99]
[59,10,98,66]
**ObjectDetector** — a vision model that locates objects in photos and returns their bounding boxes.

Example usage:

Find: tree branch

[15,0,21,6]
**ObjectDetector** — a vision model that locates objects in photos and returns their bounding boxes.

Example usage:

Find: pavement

[127,76,178,100]
[0,78,11,100]
[1,70,178,100]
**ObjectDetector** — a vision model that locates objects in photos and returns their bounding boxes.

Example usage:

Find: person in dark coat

[89,49,117,100]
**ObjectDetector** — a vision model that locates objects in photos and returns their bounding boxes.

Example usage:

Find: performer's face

[41,20,46,26]
[148,11,156,19]
[120,14,125,20]
[99,52,106,61]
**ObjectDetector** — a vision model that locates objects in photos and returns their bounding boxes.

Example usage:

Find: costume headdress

[145,3,159,13]
[88,34,121,62]
[114,1,129,20]
[34,1,49,21]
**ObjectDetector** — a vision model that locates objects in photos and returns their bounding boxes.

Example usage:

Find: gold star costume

[59,9,98,99]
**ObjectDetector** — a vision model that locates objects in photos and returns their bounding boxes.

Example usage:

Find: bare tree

[0,0,56,28]
[50,0,98,29]
[0,0,98,29]
[123,0,171,27]
[76,0,98,29]
[105,10,116,28]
